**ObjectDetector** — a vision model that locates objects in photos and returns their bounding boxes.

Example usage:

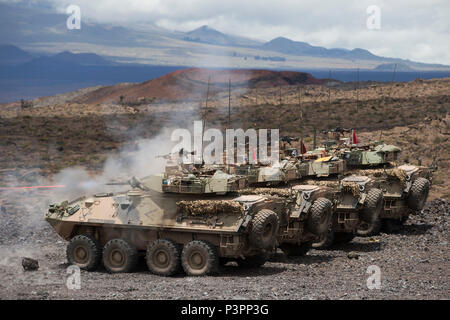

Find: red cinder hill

[74,68,324,104]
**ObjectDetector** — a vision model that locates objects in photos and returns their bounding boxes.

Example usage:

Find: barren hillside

[0,71,448,198]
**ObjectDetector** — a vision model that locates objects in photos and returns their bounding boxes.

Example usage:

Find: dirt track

[0,197,448,300]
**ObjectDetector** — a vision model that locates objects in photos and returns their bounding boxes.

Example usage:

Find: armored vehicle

[45,177,283,276]
[312,175,384,248]
[232,163,283,186]
[232,156,346,187]
[340,144,401,167]
[161,169,247,194]
[298,156,346,178]
[238,185,334,256]
[277,185,334,255]
[358,164,431,230]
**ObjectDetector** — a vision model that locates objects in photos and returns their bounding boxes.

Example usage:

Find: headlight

[358,184,365,192]
[303,192,310,200]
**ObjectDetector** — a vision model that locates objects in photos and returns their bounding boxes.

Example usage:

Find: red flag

[352,129,358,144]
[300,140,307,154]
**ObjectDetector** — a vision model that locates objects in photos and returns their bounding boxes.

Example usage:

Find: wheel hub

[74,246,88,263]
[110,249,124,266]
[190,252,204,269]
[155,250,169,267]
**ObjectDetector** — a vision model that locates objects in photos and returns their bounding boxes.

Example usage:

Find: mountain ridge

[1,2,449,71]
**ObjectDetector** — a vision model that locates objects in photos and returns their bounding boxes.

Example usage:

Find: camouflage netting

[341,181,360,197]
[302,179,339,188]
[356,168,407,188]
[177,200,244,216]
[386,169,407,188]
[238,188,291,197]
[281,160,298,171]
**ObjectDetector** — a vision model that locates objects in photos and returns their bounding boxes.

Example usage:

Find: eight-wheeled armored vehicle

[238,185,334,256]
[357,164,431,231]
[46,176,283,276]
[339,144,401,167]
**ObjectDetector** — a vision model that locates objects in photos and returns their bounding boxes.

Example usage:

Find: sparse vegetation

[0,76,448,198]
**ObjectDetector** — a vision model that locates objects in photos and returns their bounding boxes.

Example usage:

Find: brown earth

[64,68,324,105]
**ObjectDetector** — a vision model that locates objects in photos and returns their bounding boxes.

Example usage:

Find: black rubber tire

[407,178,430,211]
[307,198,333,236]
[357,215,382,236]
[236,253,268,268]
[312,227,335,249]
[181,240,219,276]
[146,239,181,276]
[280,241,313,256]
[334,233,355,244]
[357,188,383,237]
[249,209,279,250]
[102,238,138,273]
[66,234,102,271]
[361,188,384,224]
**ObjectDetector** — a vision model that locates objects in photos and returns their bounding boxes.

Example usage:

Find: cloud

[3,0,450,64]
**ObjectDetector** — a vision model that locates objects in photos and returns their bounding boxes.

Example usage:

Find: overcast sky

[7,0,450,65]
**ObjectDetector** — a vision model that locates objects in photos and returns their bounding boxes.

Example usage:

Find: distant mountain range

[1,2,449,72]
[0,44,33,65]
[183,25,262,47]
[262,37,379,60]
[0,2,449,103]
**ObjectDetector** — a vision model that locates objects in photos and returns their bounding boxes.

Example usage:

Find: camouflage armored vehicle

[277,185,334,255]
[298,156,346,178]
[45,176,283,276]
[232,155,346,187]
[340,144,401,167]
[232,163,283,186]
[161,169,247,194]
[312,175,384,248]
[358,164,431,230]
[318,127,401,167]
[238,185,334,256]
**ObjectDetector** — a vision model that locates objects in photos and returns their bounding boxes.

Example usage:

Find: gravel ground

[0,197,448,300]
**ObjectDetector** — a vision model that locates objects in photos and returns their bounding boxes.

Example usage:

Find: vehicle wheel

[357,216,382,236]
[361,188,383,224]
[312,227,335,249]
[181,240,219,276]
[66,234,102,271]
[146,239,181,276]
[307,198,333,236]
[357,189,383,237]
[249,209,279,250]
[236,253,267,268]
[280,241,312,256]
[334,233,355,244]
[407,178,430,211]
[103,238,138,273]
